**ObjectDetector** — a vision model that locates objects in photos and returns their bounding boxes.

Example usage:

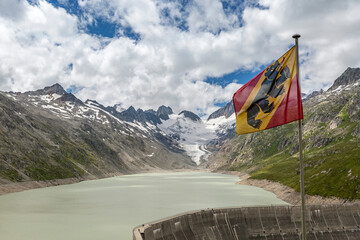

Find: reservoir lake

[0,172,288,240]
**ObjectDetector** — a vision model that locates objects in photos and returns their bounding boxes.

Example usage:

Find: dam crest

[133,203,360,240]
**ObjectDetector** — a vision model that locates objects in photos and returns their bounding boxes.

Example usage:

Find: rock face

[205,68,360,200]
[156,106,173,120]
[24,83,67,96]
[118,106,142,122]
[207,101,235,120]
[304,89,324,101]
[115,106,161,125]
[113,105,173,125]
[328,67,360,91]
[179,110,201,121]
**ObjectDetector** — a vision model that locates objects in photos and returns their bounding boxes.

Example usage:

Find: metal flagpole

[292,34,306,240]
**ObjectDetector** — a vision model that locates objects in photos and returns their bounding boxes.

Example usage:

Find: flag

[233,46,303,135]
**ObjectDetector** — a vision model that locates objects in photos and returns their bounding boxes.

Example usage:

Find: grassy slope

[249,139,360,199]
[221,87,360,200]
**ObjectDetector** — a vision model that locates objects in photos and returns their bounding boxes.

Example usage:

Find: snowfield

[158,113,235,165]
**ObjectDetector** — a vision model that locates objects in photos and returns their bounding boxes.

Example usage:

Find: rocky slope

[207,101,234,120]
[205,68,360,199]
[0,84,195,185]
[328,67,360,91]
[0,82,237,186]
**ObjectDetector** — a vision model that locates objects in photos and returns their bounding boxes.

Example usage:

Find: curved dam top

[133,203,360,240]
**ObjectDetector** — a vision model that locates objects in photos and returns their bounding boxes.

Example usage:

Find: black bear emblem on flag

[246,58,291,129]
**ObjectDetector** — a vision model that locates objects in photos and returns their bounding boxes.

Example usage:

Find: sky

[0,0,360,117]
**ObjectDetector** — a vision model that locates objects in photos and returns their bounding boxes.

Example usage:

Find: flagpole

[292,34,306,240]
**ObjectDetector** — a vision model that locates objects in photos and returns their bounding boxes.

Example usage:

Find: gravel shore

[216,170,359,205]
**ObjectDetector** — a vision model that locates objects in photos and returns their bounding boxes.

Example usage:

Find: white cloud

[244,0,360,92]
[187,0,239,33]
[0,0,27,21]
[1,0,360,117]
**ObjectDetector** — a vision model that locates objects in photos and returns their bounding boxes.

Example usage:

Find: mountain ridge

[207,101,234,120]
[0,86,195,185]
[1,67,359,200]
[328,67,360,91]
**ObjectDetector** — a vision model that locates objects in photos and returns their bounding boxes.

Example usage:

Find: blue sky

[47,0,261,98]
[1,0,360,116]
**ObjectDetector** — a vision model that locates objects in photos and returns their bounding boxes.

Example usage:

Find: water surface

[0,172,287,240]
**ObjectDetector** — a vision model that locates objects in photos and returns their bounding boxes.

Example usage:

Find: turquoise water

[0,172,287,240]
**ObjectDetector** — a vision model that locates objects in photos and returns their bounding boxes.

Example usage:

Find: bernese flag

[233,46,303,135]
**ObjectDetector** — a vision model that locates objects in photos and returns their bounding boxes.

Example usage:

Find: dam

[133,203,360,240]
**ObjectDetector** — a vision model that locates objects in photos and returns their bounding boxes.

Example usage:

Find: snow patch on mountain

[158,113,235,165]
[40,93,62,103]
[158,114,215,164]
[206,115,235,135]
[7,83,237,165]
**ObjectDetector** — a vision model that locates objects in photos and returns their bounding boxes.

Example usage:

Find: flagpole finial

[292,34,301,39]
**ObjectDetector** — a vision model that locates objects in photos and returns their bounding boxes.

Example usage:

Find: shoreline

[1,169,358,206]
[0,168,201,196]
[0,172,123,196]
[216,170,359,205]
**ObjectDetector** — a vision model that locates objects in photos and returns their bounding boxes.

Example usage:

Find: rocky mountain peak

[328,67,360,91]
[138,109,162,125]
[58,92,84,105]
[179,110,201,121]
[304,89,324,102]
[25,83,67,96]
[145,109,156,115]
[118,106,138,122]
[157,106,173,120]
[45,83,67,95]
[207,101,234,120]
[117,106,161,125]
[113,103,125,113]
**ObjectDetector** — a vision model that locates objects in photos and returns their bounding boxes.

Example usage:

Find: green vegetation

[250,139,360,199]
[25,162,84,181]
[22,147,86,181]
[0,168,23,181]
[224,87,360,200]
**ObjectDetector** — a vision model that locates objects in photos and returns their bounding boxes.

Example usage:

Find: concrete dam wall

[133,203,360,240]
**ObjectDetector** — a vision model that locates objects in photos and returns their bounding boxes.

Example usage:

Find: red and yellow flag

[233,46,303,135]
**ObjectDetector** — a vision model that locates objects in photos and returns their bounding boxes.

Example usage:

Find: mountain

[113,103,125,113]
[205,68,360,199]
[24,83,67,96]
[0,82,233,186]
[178,110,201,121]
[328,67,360,91]
[303,89,324,102]
[158,112,214,164]
[208,101,234,120]
[1,67,359,200]
[157,108,235,164]
[0,84,194,184]
[157,105,173,120]
[112,105,172,125]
